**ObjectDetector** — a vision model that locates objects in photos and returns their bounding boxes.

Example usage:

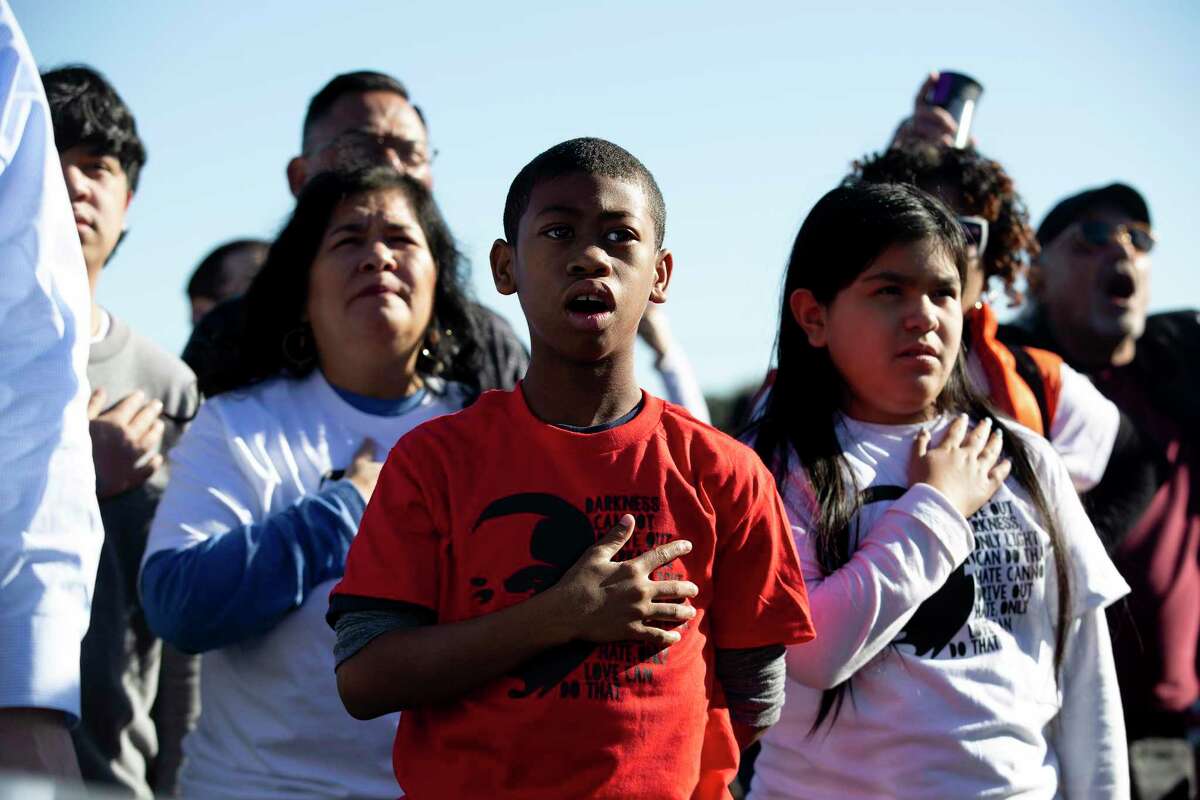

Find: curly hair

[849,145,1039,304]
[205,167,480,397]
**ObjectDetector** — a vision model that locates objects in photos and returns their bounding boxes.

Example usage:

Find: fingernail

[678,541,692,554]
[620,514,635,527]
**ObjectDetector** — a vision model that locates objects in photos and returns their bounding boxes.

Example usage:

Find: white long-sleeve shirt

[749,414,1130,800]
[0,0,103,719]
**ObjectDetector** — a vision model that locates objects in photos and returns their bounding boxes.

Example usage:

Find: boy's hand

[548,514,698,648]
[345,438,383,502]
[909,414,1010,519]
[88,387,165,499]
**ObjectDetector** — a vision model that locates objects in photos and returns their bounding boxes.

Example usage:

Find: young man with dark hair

[1002,183,1199,800]
[43,64,200,799]
[329,137,813,799]
[185,238,268,325]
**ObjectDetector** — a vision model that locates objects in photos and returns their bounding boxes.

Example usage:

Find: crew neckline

[329,382,429,417]
[512,383,663,455]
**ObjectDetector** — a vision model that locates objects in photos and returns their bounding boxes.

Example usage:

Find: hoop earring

[281,324,317,371]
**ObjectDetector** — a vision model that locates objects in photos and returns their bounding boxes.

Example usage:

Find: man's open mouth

[1104,273,1136,303]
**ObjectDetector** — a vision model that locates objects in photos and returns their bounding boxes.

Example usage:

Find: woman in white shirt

[140,167,480,799]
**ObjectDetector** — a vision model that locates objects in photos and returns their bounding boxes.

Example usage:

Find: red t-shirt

[331,388,814,799]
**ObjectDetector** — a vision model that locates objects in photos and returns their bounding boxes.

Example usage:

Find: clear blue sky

[15,0,1200,395]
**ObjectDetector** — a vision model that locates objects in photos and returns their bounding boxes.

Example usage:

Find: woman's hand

[909,415,1010,518]
[345,438,383,502]
[545,514,699,648]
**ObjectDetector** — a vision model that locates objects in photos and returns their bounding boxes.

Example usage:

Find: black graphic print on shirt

[470,492,675,701]
[854,486,1047,660]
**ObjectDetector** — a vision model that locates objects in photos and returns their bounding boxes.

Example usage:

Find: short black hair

[187,239,270,301]
[502,137,667,248]
[43,65,146,191]
[301,71,426,149]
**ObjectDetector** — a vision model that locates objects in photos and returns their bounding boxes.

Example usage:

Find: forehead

[328,187,417,227]
[524,172,651,225]
[314,91,426,141]
[859,238,960,283]
[60,144,124,169]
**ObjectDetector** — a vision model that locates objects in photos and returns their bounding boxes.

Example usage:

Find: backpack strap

[1009,346,1051,438]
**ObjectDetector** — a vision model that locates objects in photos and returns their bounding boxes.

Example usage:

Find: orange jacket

[968,303,1062,436]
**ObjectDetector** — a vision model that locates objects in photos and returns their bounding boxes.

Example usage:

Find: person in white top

[746,182,1128,799]
[140,168,483,799]
[0,1,104,781]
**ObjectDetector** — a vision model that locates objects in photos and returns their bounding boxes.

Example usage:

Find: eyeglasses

[310,130,437,170]
[957,215,989,256]
[1075,220,1155,254]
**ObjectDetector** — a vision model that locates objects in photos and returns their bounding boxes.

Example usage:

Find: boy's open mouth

[564,284,616,331]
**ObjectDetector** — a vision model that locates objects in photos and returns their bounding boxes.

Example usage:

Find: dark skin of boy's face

[490,173,672,427]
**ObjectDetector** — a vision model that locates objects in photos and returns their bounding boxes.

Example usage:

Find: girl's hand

[546,514,699,648]
[909,414,1011,519]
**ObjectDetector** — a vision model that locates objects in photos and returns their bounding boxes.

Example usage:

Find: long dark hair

[205,167,480,397]
[749,182,1071,730]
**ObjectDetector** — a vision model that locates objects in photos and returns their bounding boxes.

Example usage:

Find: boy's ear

[788,288,828,347]
[648,248,673,304]
[489,239,518,296]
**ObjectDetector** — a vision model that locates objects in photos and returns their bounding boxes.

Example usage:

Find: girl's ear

[788,288,828,347]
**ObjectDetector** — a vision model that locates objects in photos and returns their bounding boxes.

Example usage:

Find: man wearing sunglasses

[1005,183,1199,800]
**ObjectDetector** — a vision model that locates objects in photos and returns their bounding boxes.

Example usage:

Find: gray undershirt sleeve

[715,644,788,727]
[336,611,788,728]
[333,609,429,668]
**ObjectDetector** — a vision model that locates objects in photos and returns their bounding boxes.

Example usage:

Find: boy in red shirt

[328,138,814,799]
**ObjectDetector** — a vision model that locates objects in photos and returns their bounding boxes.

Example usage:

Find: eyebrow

[861,270,959,288]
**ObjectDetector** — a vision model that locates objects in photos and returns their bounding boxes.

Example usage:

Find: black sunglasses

[1076,220,1155,254]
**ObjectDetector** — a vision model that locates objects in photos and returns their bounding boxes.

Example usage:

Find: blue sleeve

[141,480,366,654]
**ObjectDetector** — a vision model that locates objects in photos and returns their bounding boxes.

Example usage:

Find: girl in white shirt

[746,182,1129,799]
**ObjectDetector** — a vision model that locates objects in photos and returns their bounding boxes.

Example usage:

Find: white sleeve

[0,2,103,719]
[1035,433,1129,615]
[1049,609,1129,800]
[782,474,975,689]
[654,347,711,424]
[1048,362,1121,492]
[1033,429,1129,798]
[142,400,259,567]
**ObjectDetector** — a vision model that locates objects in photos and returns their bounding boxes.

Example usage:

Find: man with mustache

[1003,185,1199,800]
